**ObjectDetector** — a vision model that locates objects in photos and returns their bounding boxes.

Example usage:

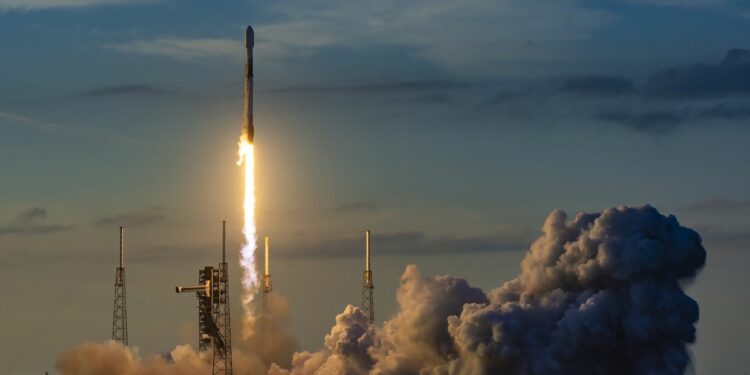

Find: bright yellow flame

[237,135,258,311]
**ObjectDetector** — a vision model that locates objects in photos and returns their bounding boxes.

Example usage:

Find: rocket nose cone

[246,25,254,48]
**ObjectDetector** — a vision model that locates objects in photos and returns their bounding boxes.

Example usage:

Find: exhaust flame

[237,135,258,312]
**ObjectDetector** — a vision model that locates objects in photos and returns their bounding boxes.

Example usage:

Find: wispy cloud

[620,0,727,7]
[107,37,241,61]
[598,109,686,135]
[645,49,750,98]
[598,102,750,135]
[0,208,75,236]
[17,207,47,223]
[0,110,71,133]
[277,230,533,259]
[95,206,165,227]
[0,0,150,12]
[256,0,614,73]
[125,244,216,263]
[679,198,750,213]
[333,201,380,213]
[269,80,472,94]
[557,75,634,96]
[0,110,149,144]
[81,84,168,97]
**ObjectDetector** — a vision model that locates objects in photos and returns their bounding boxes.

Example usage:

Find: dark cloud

[17,207,46,223]
[645,48,750,98]
[95,206,165,227]
[558,75,634,96]
[597,109,685,134]
[268,80,472,94]
[0,208,75,236]
[598,102,750,134]
[332,201,380,213]
[278,230,531,259]
[477,49,750,135]
[81,84,169,96]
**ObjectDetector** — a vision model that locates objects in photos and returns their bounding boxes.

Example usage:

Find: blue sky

[1,0,750,374]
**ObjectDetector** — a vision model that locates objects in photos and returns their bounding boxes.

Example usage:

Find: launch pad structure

[176,221,233,375]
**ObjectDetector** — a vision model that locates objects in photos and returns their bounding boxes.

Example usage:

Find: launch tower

[175,221,233,375]
[112,226,128,345]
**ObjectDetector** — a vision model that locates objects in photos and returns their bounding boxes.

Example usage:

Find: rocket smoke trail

[237,140,257,309]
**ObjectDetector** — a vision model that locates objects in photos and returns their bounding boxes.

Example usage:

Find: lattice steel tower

[175,221,233,375]
[112,226,128,345]
[361,230,374,325]
[213,220,233,375]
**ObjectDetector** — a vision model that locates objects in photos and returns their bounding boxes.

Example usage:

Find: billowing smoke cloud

[241,293,300,370]
[268,305,375,375]
[277,205,705,375]
[56,341,211,375]
[444,205,706,375]
[57,205,706,375]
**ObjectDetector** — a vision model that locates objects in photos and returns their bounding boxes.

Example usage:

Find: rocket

[244,25,255,143]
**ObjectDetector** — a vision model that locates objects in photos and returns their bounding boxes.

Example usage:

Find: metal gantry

[361,230,375,325]
[175,221,233,375]
[112,226,128,345]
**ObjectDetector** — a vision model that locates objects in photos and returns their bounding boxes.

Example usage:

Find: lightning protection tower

[361,230,374,325]
[112,226,128,345]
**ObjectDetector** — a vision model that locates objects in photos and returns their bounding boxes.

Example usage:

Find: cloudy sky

[1,0,749,373]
